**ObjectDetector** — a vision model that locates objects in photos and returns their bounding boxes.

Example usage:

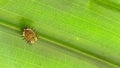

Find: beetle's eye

[32,37,35,39]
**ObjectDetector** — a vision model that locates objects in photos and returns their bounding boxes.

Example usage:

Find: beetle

[22,28,37,44]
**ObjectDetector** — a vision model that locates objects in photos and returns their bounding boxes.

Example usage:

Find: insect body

[22,28,37,44]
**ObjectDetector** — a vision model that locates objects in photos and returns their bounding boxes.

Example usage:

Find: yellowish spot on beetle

[23,28,37,44]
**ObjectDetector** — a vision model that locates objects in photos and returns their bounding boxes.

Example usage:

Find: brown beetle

[22,28,37,44]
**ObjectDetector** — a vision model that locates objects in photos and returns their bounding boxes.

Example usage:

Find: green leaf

[0,0,120,68]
